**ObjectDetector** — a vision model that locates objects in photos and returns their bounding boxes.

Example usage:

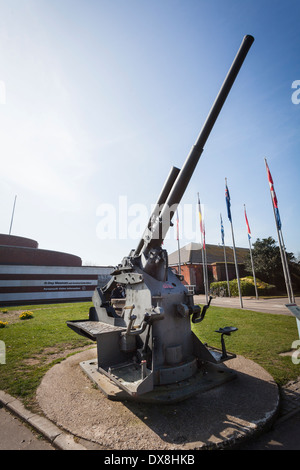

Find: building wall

[211,262,239,282]
[172,264,204,294]
[0,265,112,305]
[172,261,246,294]
[0,233,112,305]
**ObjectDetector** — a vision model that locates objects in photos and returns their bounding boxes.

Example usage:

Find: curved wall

[0,234,38,249]
[0,234,82,267]
[0,245,82,267]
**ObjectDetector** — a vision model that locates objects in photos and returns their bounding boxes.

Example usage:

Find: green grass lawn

[0,301,299,409]
[192,305,300,385]
[0,302,93,406]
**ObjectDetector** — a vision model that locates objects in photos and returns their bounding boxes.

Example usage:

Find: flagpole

[9,195,17,235]
[274,211,292,303]
[278,226,295,303]
[223,245,231,297]
[204,240,209,300]
[220,213,231,297]
[225,178,243,308]
[264,158,294,304]
[244,204,258,299]
[176,209,181,275]
[202,202,209,299]
[198,193,208,303]
[274,209,291,302]
[247,235,258,300]
[230,222,243,308]
[202,248,208,303]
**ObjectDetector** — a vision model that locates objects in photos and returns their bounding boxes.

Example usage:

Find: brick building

[0,234,112,305]
[168,242,248,294]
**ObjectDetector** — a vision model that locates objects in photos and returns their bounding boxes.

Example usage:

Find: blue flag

[220,214,225,245]
[225,182,232,222]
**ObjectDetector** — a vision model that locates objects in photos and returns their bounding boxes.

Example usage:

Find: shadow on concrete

[120,365,279,449]
[36,350,279,450]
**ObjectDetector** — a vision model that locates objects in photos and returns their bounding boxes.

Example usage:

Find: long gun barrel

[135,165,180,256]
[139,34,254,254]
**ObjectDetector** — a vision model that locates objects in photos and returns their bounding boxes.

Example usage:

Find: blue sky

[0,0,299,266]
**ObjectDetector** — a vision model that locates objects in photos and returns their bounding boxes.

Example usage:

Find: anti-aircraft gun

[68,35,254,402]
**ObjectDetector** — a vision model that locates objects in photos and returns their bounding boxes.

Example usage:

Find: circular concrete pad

[37,348,279,450]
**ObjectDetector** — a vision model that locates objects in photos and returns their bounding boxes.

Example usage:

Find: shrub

[0,321,8,328]
[19,311,34,320]
[210,277,277,297]
[210,281,229,297]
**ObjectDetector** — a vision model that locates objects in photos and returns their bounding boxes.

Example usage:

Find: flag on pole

[225,178,243,308]
[265,159,282,230]
[225,179,232,222]
[220,213,225,245]
[197,193,205,249]
[244,205,251,239]
[265,158,294,303]
[220,213,230,297]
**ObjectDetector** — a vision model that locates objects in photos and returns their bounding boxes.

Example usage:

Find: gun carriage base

[67,265,237,403]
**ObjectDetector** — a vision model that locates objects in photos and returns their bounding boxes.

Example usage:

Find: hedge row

[210,276,277,297]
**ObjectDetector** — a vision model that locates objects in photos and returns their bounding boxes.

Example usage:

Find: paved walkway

[194,295,300,316]
[0,404,55,450]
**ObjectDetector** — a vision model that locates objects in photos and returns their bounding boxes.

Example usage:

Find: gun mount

[68,35,254,402]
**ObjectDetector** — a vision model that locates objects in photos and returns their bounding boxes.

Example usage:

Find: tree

[244,237,297,290]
